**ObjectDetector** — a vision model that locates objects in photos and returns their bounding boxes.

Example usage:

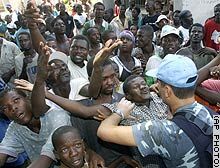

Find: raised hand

[14,79,33,92]
[37,42,52,81]
[93,39,122,67]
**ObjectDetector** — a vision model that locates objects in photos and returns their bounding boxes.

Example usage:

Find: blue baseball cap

[147,54,198,88]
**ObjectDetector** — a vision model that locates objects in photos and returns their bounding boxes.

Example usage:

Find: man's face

[119,5,126,15]
[70,39,88,65]
[59,4,66,13]
[173,12,180,26]
[55,132,85,168]
[161,34,180,55]
[190,26,204,43]
[53,19,66,34]
[18,34,32,51]
[119,35,134,52]
[48,60,70,84]
[126,77,151,104]
[136,29,151,48]
[0,91,32,125]
[100,64,115,95]
[214,5,220,23]
[157,80,169,105]
[94,5,105,19]
[129,0,135,8]
[183,11,193,27]
[88,28,100,44]
[145,1,154,13]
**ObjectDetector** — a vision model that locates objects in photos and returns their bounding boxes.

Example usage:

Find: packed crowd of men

[0,0,219,167]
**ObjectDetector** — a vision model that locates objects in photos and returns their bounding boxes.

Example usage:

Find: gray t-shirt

[132,102,213,167]
[0,108,71,162]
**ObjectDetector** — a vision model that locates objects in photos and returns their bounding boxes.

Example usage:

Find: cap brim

[145,68,158,78]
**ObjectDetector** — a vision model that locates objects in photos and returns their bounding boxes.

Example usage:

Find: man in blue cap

[97,54,213,168]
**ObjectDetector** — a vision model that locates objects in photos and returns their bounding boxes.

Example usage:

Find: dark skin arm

[0,153,8,167]
[27,155,53,168]
[31,42,50,118]
[45,91,111,119]
[89,39,123,98]
[24,2,46,53]
[1,68,15,83]
[196,86,220,105]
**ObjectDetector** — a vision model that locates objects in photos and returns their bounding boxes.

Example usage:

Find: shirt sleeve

[132,120,179,159]
[0,123,24,158]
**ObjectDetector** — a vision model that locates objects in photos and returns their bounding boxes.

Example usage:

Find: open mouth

[16,112,25,120]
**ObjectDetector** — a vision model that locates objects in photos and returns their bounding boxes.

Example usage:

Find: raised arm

[24,1,46,53]
[89,39,122,98]
[31,42,50,118]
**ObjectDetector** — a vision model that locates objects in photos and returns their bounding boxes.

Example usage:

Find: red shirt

[204,18,220,51]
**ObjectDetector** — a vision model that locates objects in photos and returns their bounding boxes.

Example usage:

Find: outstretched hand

[93,39,122,67]
[37,42,52,81]
[24,1,43,28]
[14,79,34,92]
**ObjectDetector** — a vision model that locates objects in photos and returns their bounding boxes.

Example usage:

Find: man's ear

[165,85,173,98]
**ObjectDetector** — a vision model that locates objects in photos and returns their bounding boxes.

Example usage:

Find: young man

[97,54,213,168]
[15,32,38,83]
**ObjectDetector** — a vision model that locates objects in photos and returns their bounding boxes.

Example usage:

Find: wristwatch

[113,108,125,120]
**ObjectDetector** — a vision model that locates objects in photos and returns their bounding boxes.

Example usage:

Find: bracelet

[114,108,125,120]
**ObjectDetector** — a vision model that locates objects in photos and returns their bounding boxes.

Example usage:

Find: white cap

[160,25,181,39]
[7,23,17,29]
[49,51,68,64]
[155,15,169,24]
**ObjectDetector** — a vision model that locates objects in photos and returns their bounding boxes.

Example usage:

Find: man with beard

[87,27,103,58]
[82,2,112,36]
[15,32,38,83]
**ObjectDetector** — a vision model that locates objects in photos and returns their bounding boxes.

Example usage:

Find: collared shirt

[110,16,129,37]
[82,19,112,36]
[0,108,71,162]
[102,92,168,126]
[132,102,213,167]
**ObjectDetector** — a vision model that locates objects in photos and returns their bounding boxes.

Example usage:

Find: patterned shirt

[132,102,213,167]
[102,92,168,126]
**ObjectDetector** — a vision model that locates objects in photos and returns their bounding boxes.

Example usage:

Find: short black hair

[189,23,204,35]
[159,80,196,99]
[123,75,141,95]
[139,25,154,38]
[51,17,63,27]
[72,35,90,49]
[0,88,27,110]
[132,6,141,15]
[101,29,115,43]
[179,10,191,20]
[52,126,81,150]
[93,2,105,11]
[87,27,100,37]
[18,31,30,39]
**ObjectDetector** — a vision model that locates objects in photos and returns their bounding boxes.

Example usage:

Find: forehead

[18,34,30,39]
[56,131,81,145]
[191,26,203,31]
[49,59,66,66]
[0,91,21,104]
[95,4,104,10]
[102,64,114,77]
[55,19,64,24]
[129,77,145,86]
[71,39,88,48]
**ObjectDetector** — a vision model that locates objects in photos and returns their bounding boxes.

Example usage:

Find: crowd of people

[0,0,219,167]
